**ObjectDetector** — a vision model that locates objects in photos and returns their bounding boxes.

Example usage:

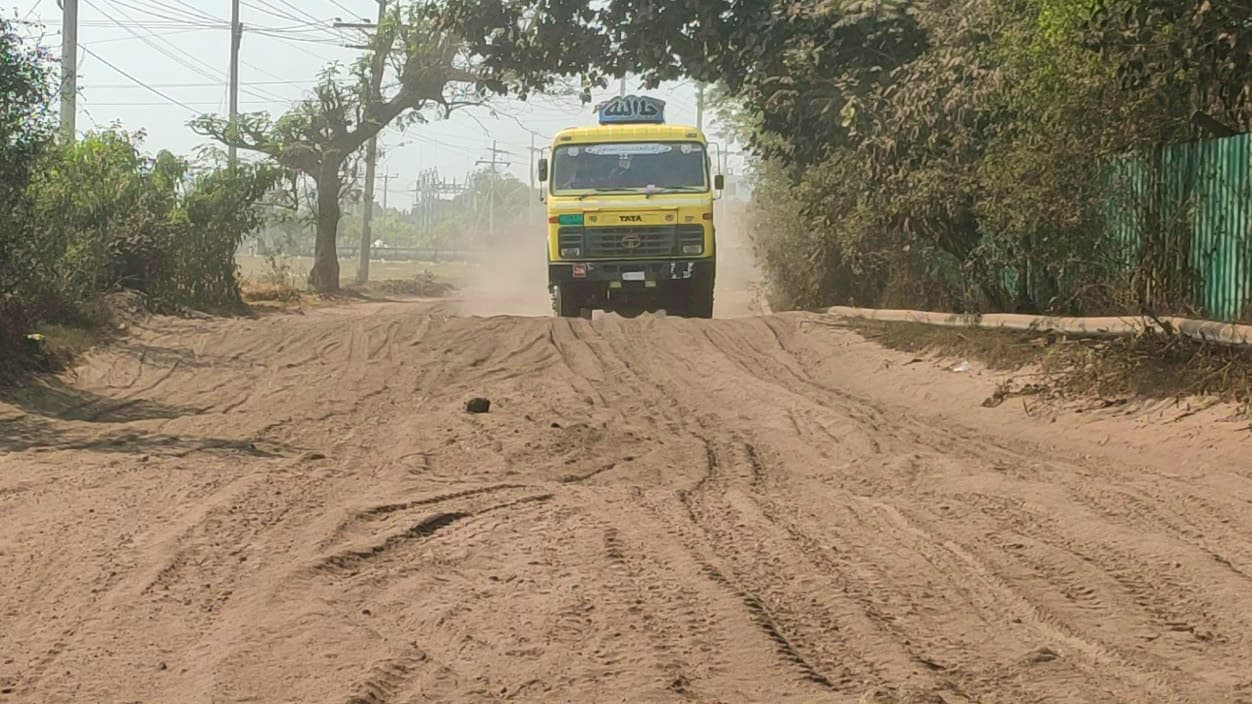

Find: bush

[25,132,284,311]
[2,126,283,362]
[3,15,283,362]
[736,0,1248,318]
[0,18,57,355]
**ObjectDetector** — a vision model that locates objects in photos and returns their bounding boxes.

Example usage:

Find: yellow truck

[538,95,723,318]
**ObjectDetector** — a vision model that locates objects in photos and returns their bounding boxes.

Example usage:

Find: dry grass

[1,310,112,384]
[850,319,1252,410]
[236,255,471,290]
[349,271,456,298]
[240,280,304,303]
[238,256,459,309]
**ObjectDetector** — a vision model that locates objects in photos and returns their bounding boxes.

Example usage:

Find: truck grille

[558,224,705,259]
[678,225,704,251]
[586,226,674,257]
[558,228,583,252]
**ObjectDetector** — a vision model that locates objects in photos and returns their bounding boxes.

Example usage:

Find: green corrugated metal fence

[1109,134,1252,321]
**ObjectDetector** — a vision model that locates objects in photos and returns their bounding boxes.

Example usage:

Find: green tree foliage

[28,130,283,310]
[2,127,282,357]
[1094,0,1252,137]
[0,18,58,353]
[444,0,924,167]
[0,19,55,211]
[442,0,1248,315]
[2,17,282,360]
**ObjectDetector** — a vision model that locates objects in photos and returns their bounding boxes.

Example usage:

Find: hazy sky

[9,1,736,209]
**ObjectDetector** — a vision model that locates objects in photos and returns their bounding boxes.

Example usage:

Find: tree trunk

[309,167,342,293]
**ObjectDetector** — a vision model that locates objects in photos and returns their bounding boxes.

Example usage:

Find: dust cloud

[453,226,554,317]
[713,198,767,318]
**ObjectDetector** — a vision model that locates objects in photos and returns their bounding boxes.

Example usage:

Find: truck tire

[687,278,715,319]
[553,284,584,318]
[670,278,715,319]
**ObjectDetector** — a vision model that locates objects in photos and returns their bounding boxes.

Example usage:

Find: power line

[241,0,307,23]
[23,0,47,20]
[87,79,312,89]
[244,0,336,34]
[248,31,343,61]
[239,57,302,84]
[270,0,328,25]
[128,0,224,26]
[32,18,223,28]
[124,0,224,25]
[82,28,219,45]
[78,45,203,114]
[81,0,288,103]
[327,0,365,20]
[161,0,231,23]
[84,99,297,106]
[98,0,225,27]
[486,108,553,142]
[248,29,346,47]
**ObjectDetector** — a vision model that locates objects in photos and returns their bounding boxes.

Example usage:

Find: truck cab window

[551,142,708,194]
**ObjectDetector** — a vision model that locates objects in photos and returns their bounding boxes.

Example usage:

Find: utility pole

[359,139,378,284]
[59,0,78,142]
[696,83,706,131]
[228,0,241,167]
[527,133,538,228]
[352,0,388,285]
[475,141,510,242]
[379,171,399,210]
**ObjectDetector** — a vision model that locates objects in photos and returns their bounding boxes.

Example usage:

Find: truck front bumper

[548,259,715,285]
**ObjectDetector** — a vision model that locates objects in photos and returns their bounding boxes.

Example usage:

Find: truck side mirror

[538,158,549,182]
[714,174,725,191]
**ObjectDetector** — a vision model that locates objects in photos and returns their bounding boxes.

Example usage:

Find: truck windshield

[551,142,709,194]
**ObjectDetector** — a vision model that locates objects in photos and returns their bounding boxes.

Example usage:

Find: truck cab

[539,96,722,319]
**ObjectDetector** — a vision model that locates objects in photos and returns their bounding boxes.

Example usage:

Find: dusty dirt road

[5,287,1252,703]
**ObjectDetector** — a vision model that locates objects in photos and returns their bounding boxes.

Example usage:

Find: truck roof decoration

[597,95,666,125]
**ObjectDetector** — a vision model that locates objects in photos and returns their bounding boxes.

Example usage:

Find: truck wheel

[553,284,584,318]
[683,278,715,319]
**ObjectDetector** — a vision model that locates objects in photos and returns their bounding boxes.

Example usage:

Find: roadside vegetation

[0,21,272,367]
[1,20,268,376]
[429,0,1248,318]
[6,2,1248,374]
[1,6,482,376]
[853,320,1252,414]
[716,0,1250,316]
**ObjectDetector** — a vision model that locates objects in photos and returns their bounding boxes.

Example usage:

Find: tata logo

[619,215,644,223]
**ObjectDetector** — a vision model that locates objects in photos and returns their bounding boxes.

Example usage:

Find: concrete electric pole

[355,0,388,285]
[59,0,78,142]
[528,133,540,229]
[696,83,705,131]
[359,136,379,284]
[475,141,511,242]
[380,171,399,210]
[228,0,241,167]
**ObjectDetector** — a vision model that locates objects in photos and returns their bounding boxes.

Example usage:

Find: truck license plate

[622,271,646,281]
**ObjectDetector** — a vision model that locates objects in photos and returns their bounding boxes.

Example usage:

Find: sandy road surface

[5,292,1252,703]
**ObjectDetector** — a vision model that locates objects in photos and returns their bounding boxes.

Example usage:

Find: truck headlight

[682,244,704,255]
[560,247,582,258]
